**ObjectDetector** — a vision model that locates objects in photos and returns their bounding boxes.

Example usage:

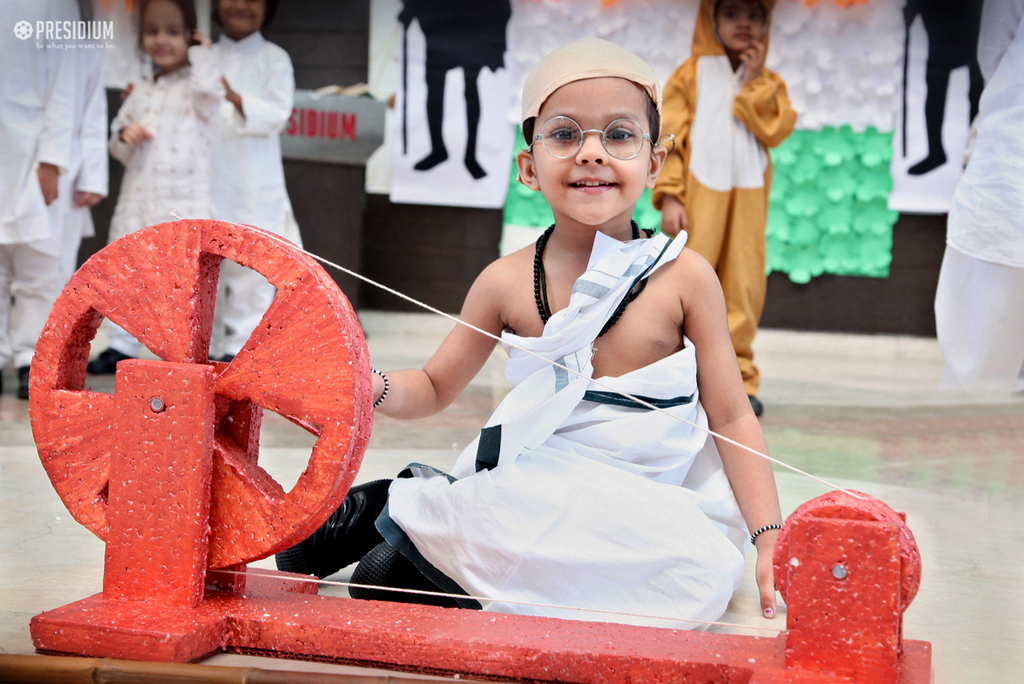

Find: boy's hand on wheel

[755,529,779,619]
[659,195,689,237]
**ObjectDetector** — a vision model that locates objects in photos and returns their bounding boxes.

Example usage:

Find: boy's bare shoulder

[663,245,723,305]
[667,245,717,282]
[463,242,536,328]
[474,243,534,291]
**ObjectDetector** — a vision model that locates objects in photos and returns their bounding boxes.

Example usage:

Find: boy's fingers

[759,581,777,619]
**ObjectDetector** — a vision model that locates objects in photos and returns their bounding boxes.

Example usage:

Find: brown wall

[361,196,503,314]
[81,1,945,336]
[360,204,947,336]
[761,214,946,336]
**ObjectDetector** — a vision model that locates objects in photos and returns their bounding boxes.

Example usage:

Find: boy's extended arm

[372,262,506,420]
[733,72,797,149]
[652,63,695,211]
[681,252,782,616]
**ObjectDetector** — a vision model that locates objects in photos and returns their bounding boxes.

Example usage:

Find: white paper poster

[387,0,515,210]
[889,3,985,214]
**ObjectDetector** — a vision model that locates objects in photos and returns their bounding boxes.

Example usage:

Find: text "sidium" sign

[280,90,385,166]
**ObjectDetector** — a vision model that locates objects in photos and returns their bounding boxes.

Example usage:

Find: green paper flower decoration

[766,127,898,282]
[503,126,898,284]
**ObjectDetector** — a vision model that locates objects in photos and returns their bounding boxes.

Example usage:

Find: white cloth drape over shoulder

[383,231,748,629]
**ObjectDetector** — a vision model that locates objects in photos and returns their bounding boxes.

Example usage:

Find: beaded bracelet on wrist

[371,368,389,408]
[749,523,782,545]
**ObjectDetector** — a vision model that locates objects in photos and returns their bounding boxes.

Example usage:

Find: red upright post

[103,360,217,607]
[774,490,923,684]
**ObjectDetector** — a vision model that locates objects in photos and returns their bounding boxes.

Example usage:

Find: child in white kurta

[32,38,108,400]
[934,2,1024,394]
[50,47,109,287]
[89,0,223,368]
[209,0,302,360]
[279,38,783,629]
[0,0,77,396]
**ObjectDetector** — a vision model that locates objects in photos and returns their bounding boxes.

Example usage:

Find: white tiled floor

[2,315,1023,682]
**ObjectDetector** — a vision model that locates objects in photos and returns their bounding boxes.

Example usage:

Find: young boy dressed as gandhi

[278,37,783,628]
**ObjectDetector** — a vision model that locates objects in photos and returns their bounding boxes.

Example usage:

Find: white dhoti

[381,232,748,629]
[935,246,1024,394]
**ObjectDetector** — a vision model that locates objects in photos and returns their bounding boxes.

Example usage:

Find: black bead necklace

[534,221,648,334]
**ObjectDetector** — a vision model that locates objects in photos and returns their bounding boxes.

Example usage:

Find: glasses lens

[540,117,583,159]
[603,119,644,160]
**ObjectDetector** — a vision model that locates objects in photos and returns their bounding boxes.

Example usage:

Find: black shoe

[275,479,392,579]
[349,541,462,608]
[87,348,134,375]
[748,395,764,417]
[215,353,235,363]
[17,366,30,400]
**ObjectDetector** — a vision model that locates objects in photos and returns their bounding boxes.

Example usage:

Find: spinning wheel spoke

[77,222,221,363]
[213,280,363,434]
[32,390,116,537]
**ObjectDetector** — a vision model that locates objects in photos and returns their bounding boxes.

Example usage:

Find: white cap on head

[520,37,662,130]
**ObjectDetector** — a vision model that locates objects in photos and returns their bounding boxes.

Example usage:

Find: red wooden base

[28,225,934,684]
[31,567,931,684]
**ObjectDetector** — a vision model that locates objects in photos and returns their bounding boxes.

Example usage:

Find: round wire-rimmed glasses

[532,116,653,160]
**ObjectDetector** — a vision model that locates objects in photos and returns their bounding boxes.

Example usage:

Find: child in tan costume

[654,0,797,415]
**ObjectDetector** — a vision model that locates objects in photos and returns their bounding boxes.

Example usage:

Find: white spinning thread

[256,228,863,499]
[218,569,781,633]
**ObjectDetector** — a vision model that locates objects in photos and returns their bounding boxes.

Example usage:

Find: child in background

[209,0,302,362]
[88,0,224,374]
[0,0,76,397]
[31,3,109,399]
[52,43,108,290]
[654,0,796,417]
[279,38,782,628]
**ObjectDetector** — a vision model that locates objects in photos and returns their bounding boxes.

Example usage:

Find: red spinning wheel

[29,220,373,569]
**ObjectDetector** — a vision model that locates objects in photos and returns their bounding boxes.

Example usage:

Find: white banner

[388,1,514,209]
[889,7,984,214]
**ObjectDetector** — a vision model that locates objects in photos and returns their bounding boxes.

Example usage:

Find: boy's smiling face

[517,77,665,234]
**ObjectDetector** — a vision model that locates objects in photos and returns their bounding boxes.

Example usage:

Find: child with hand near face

[89,0,224,372]
[278,38,783,629]
[208,0,302,362]
[654,0,797,416]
